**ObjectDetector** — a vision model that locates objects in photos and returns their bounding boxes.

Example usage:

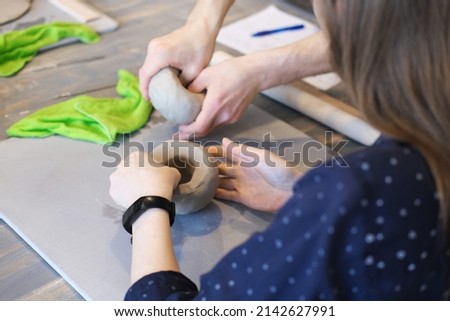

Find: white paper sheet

[217,5,341,91]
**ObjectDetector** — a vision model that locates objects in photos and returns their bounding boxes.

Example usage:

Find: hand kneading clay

[148,67,204,124]
[150,140,218,214]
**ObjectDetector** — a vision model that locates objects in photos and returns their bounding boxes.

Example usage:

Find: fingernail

[222,137,232,144]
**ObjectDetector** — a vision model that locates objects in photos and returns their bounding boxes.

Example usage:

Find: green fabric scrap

[6,70,152,144]
[0,21,100,77]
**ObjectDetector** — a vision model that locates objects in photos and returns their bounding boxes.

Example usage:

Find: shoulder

[288,136,439,243]
[280,136,444,299]
[293,135,437,207]
[343,136,434,188]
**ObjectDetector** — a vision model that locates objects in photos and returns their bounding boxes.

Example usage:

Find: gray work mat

[0,105,328,300]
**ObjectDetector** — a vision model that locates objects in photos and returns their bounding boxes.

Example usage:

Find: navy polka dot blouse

[125,136,450,300]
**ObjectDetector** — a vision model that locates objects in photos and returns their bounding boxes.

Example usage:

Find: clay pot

[150,140,218,214]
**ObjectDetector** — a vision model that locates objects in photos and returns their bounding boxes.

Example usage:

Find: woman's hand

[207,138,302,213]
[109,151,181,208]
[110,152,182,284]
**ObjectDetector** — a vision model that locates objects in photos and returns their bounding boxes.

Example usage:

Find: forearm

[246,32,333,91]
[130,208,179,284]
[186,0,234,38]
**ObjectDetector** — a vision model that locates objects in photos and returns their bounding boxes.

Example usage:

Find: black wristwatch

[122,195,176,234]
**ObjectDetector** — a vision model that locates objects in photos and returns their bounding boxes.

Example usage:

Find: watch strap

[122,195,176,234]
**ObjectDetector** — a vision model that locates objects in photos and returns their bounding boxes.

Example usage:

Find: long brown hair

[320,0,450,236]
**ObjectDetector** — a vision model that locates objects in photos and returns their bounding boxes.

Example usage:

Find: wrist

[122,196,176,235]
[132,208,170,233]
[271,189,294,213]
[186,0,234,37]
[141,186,174,202]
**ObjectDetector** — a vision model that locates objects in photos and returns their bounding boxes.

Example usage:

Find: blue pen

[251,24,305,37]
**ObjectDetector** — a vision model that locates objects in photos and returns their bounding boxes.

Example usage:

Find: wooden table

[0,0,362,300]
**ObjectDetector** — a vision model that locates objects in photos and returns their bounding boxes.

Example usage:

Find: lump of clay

[150,140,218,214]
[148,67,204,124]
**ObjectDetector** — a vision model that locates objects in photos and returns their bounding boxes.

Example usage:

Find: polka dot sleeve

[124,137,449,300]
[124,271,198,300]
[194,160,370,300]
[192,138,448,300]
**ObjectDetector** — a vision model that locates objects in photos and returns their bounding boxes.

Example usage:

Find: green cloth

[6,70,152,144]
[0,21,100,77]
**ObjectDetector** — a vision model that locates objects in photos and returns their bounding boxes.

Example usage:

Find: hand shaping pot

[150,140,218,214]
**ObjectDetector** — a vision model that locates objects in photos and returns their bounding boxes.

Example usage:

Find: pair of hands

[109,138,302,214]
[139,18,261,139]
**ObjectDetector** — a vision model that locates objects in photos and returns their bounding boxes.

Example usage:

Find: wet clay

[148,67,204,124]
[150,140,218,214]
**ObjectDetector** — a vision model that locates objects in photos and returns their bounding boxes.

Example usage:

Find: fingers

[122,151,150,168]
[206,142,235,159]
[222,137,264,162]
[178,106,216,139]
[123,151,140,168]
[221,138,258,164]
[108,170,127,208]
[206,143,243,169]
[139,37,175,100]
[221,137,237,153]
[218,177,235,190]
[205,144,224,158]
[177,71,220,139]
[215,188,241,203]
[205,145,239,179]
[139,64,167,101]
[139,68,151,101]
[139,53,164,101]
[168,167,182,189]
[179,65,200,87]
[218,162,237,178]
[205,140,256,170]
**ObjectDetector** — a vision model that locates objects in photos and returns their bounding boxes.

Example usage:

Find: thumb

[187,69,208,93]
[223,137,264,161]
[221,137,251,163]
[178,112,213,139]
[179,65,200,87]
[222,137,236,150]
[178,91,218,138]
